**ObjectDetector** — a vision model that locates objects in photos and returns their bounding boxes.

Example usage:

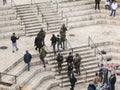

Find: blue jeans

[110,9,116,16]
[12,43,18,52]
[27,63,30,71]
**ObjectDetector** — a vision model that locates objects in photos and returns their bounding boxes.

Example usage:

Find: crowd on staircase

[87,63,118,90]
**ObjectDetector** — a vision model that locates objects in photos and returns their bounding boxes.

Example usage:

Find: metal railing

[0,72,17,84]
[65,38,73,54]
[88,36,107,64]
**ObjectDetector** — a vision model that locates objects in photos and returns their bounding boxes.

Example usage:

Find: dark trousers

[3,0,7,5]
[95,2,100,10]
[40,56,46,68]
[70,83,75,90]
[52,43,56,54]
[26,63,30,71]
[58,62,62,73]
[110,10,116,16]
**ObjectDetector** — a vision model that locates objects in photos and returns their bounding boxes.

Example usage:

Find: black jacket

[11,36,19,43]
[24,53,32,63]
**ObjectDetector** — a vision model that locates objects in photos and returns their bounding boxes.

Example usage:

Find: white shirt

[111,2,118,10]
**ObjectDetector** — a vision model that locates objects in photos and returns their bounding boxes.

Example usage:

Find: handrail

[88,36,108,64]
[0,72,18,84]
[66,39,73,54]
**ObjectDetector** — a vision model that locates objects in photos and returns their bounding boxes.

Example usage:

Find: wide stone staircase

[0,54,58,90]
[46,44,100,87]
[36,2,63,33]
[14,1,63,36]
[0,5,24,39]
[15,4,43,36]
[57,0,120,30]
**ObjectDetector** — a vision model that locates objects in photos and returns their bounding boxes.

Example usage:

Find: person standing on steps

[95,0,101,10]
[110,1,118,17]
[11,33,20,53]
[50,34,57,54]
[24,50,32,71]
[39,47,47,68]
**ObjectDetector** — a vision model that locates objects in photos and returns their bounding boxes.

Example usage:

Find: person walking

[60,30,66,50]
[70,73,77,90]
[38,28,46,46]
[56,35,62,52]
[98,63,104,82]
[61,24,67,34]
[67,63,73,78]
[56,53,63,74]
[73,53,82,75]
[50,34,57,54]
[24,50,32,71]
[66,52,73,64]
[95,0,101,10]
[11,33,19,53]
[109,74,116,90]
[39,47,47,68]
[110,1,118,17]
[34,34,43,53]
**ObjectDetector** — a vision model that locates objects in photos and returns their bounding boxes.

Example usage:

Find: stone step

[22,19,40,24]
[18,13,37,17]
[25,23,41,28]
[0,9,16,16]
[36,79,58,90]
[60,77,93,87]
[0,25,23,32]
[68,19,102,29]
[0,15,17,21]
[0,30,25,39]
[0,5,12,10]
[16,65,51,86]
[0,20,20,27]
[1,58,40,83]
[63,9,97,18]
[67,14,101,23]
[23,71,54,90]
[61,4,94,12]
[59,0,94,8]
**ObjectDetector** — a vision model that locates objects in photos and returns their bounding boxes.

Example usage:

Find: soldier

[50,34,57,54]
[56,53,63,74]
[39,47,47,68]
[38,28,46,45]
[73,53,82,75]
[60,30,66,50]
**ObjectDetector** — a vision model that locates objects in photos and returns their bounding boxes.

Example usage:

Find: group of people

[56,52,82,90]
[50,24,67,54]
[88,63,117,90]
[34,28,47,68]
[95,0,118,17]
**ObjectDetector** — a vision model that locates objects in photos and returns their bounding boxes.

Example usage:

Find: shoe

[35,48,37,51]
[16,48,18,51]
[44,65,46,68]
[12,51,14,53]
